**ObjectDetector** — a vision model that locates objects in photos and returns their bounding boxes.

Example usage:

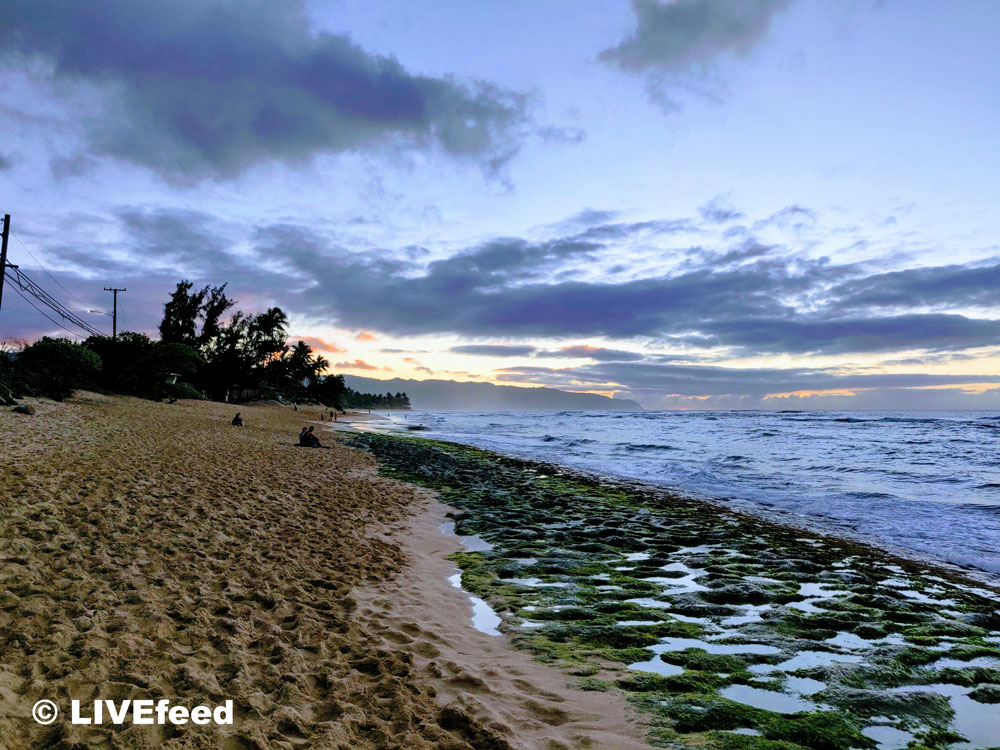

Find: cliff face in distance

[342,376,642,411]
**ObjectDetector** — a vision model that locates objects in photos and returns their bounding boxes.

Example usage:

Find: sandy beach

[0,396,648,749]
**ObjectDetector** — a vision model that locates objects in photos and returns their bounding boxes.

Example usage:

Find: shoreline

[347,431,1000,750]
[354,492,651,749]
[0,396,652,749]
[328,421,1000,590]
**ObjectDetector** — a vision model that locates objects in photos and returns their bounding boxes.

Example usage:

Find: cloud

[689,313,1000,355]
[402,356,434,374]
[495,359,1000,406]
[572,218,695,242]
[114,206,242,275]
[756,204,817,230]
[0,153,12,170]
[602,0,792,72]
[561,208,621,227]
[599,0,792,113]
[450,344,537,357]
[698,195,743,223]
[25,203,1000,363]
[335,359,378,370]
[0,0,529,179]
[290,335,345,353]
[830,261,1000,312]
[536,345,645,361]
[354,330,378,341]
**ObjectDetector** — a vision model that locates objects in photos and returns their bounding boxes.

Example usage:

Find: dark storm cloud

[600,0,793,73]
[299,259,801,339]
[22,205,1000,362]
[263,230,603,296]
[133,214,1000,357]
[450,344,536,357]
[691,314,1000,354]
[830,261,1000,311]
[0,0,528,179]
[295,242,1000,356]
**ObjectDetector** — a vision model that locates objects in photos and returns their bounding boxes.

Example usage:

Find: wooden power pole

[104,286,126,340]
[0,214,9,330]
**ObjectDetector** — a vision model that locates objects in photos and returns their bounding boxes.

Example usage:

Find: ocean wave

[618,443,677,452]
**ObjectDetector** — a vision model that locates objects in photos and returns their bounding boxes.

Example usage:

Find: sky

[1,0,999,409]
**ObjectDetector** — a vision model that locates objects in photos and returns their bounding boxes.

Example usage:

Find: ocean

[372,410,1000,579]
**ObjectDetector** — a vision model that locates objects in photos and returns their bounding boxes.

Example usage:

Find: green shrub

[17,338,102,400]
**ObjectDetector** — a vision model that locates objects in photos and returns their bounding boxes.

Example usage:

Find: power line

[0,214,108,340]
[4,266,104,337]
[9,229,89,308]
[9,284,88,338]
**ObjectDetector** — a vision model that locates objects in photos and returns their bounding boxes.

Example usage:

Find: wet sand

[0,395,648,749]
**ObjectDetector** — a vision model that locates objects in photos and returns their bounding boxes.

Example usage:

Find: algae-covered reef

[347,433,1000,750]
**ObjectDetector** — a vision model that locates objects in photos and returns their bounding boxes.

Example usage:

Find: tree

[312,373,347,409]
[247,307,288,367]
[197,284,235,347]
[159,281,234,348]
[159,281,204,345]
[83,332,154,393]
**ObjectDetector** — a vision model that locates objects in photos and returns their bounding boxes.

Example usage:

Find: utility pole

[0,214,9,330]
[103,286,126,339]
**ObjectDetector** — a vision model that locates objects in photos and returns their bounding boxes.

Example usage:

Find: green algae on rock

[347,433,1000,750]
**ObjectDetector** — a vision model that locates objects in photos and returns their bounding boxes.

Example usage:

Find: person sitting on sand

[298,426,326,448]
[232,413,244,426]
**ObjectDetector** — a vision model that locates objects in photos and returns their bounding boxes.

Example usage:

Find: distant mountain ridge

[342,375,642,411]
